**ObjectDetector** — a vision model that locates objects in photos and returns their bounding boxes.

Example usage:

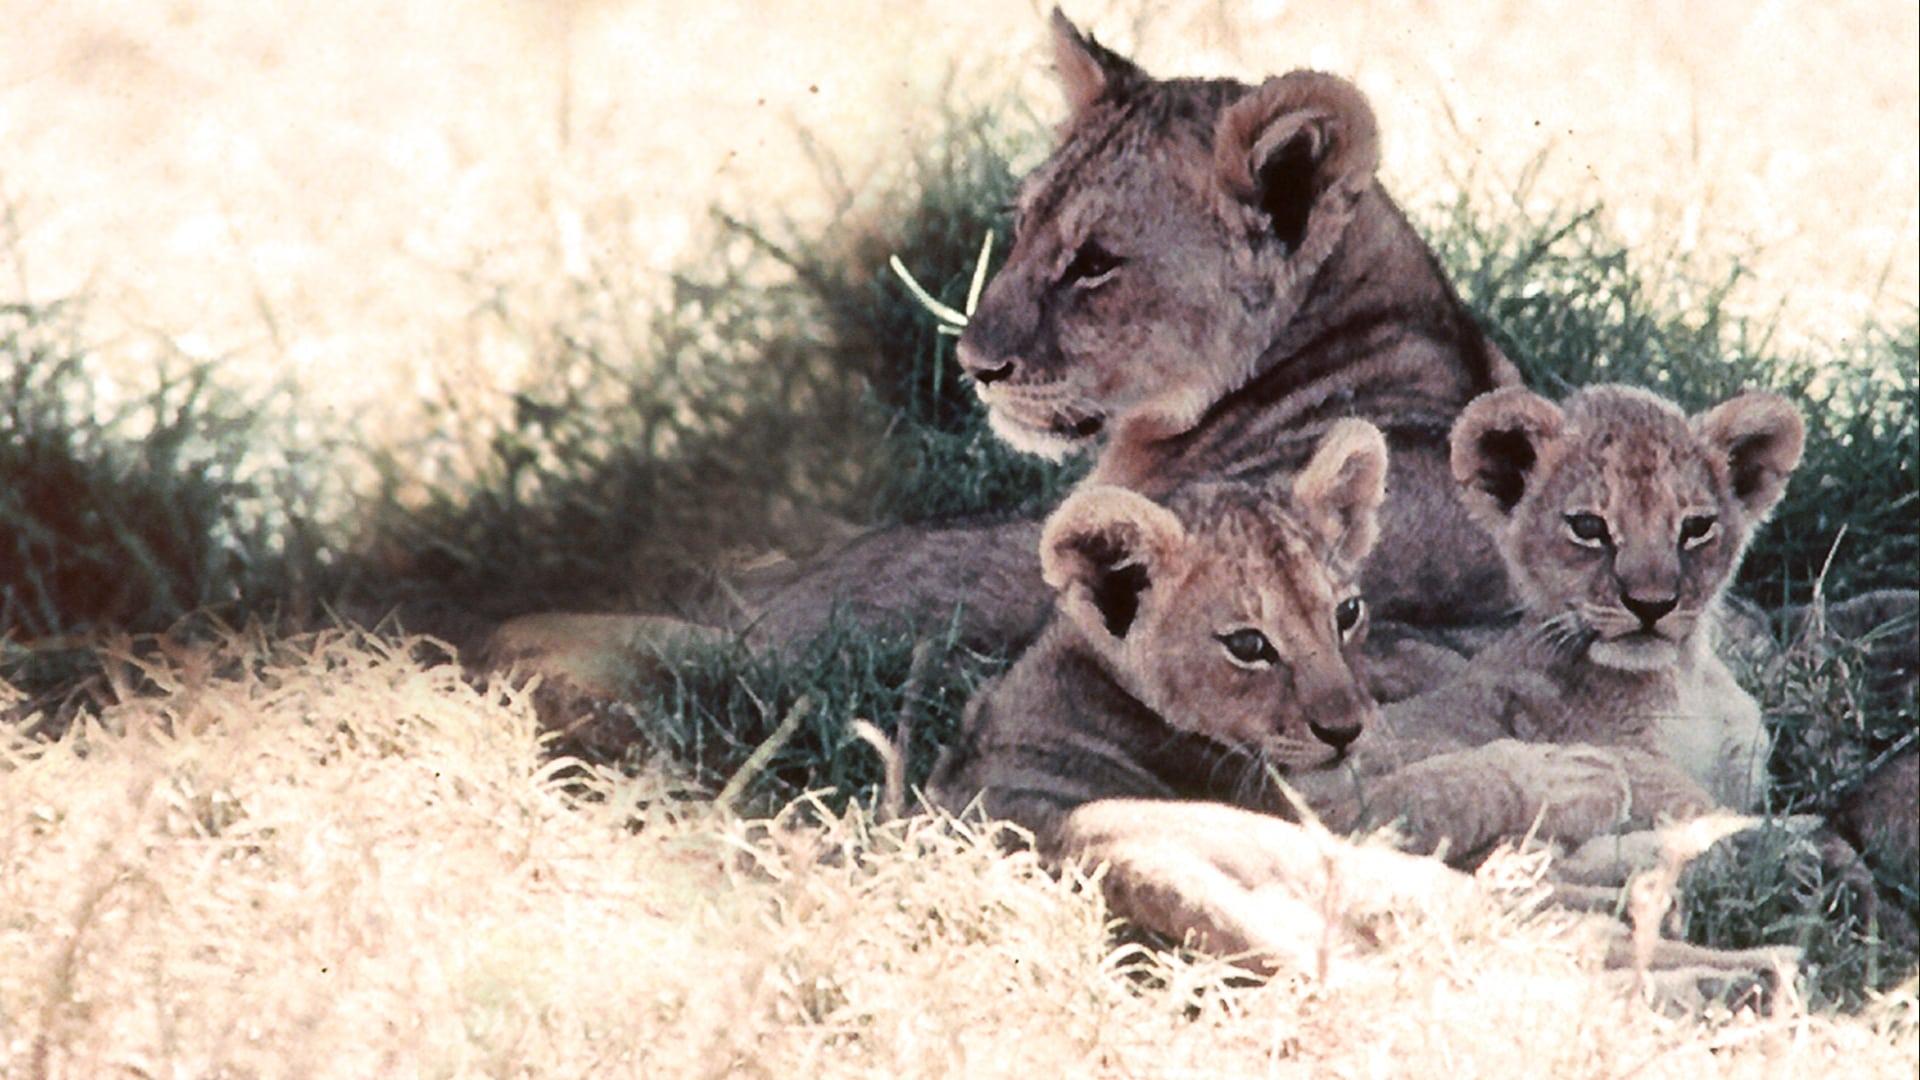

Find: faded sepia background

[5,0,1915,438]
[3,6,1918,1076]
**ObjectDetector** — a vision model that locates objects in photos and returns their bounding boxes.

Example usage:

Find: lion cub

[928,419,1388,851]
[1299,384,1806,862]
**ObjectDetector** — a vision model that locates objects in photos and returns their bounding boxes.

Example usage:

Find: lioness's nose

[1309,718,1362,751]
[1621,592,1677,627]
[957,341,1018,385]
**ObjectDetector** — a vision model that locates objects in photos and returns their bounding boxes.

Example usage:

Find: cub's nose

[956,341,1018,385]
[1621,592,1678,627]
[1309,718,1362,751]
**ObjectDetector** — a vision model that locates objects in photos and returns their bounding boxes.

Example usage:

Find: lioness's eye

[1063,242,1123,285]
[1334,597,1365,636]
[1564,513,1611,548]
[1215,628,1279,667]
[1678,514,1719,549]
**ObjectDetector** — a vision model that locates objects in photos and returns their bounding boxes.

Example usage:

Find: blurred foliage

[0,299,326,642]
[360,106,1075,618]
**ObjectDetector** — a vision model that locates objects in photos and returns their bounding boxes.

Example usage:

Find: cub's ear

[1694,392,1805,522]
[1042,485,1186,640]
[1214,71,1379,254]
[1050,8,1144,118]
[1450,388,1565,527]
[1292,419,1389,571]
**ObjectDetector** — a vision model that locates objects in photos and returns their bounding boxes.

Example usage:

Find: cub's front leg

[1294,741,1715,864]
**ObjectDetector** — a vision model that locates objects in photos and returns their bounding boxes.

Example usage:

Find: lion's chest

[1644,659,1770,811]
[1517,654,1770,811]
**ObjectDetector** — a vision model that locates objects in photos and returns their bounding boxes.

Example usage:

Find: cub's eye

[1564,513,1612,549]
[1678,514,1719,549]
[1334,597,1365,636]
[1062,242,1123,285]
[1215,628,1279,668]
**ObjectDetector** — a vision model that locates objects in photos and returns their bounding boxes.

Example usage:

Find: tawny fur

[928,420,1389,849]
[724,9,1518,656]
[929,407,1794,982]
[473,12,1515,720]
[1291,384,1807,862]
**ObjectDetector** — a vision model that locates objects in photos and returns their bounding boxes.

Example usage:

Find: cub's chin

[985,407,1098,461]
[1588,634,1681,672]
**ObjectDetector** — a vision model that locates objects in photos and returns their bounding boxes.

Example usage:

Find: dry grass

[1,632,1915,1078]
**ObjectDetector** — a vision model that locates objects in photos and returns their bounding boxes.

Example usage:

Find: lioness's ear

[1050,8,1144,117]
[1694,392,1805,522]
[1450,388,1565,527]
[1042,485,1186,640]
[1292,419,1388,570]
[1214,71,1379,254]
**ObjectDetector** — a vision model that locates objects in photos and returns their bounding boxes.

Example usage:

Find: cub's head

[1040,419,1388,767]
[955,10,1381,458]
[1451,385,1805,671]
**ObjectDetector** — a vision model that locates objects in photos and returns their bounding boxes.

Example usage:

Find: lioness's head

[1451,385,1805,672]
[1040,419,1388,766]
[955,10,1381,458]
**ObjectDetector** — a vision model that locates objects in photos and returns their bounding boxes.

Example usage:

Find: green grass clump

[363,233,882,616]
[1676,821,1909,1008]
[1761,615,1918,817]
[0,299,324,643]
[626,613,1009,816]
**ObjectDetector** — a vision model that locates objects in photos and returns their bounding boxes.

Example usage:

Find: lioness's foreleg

[733,517,1050,652]
[1054,798,1798,989]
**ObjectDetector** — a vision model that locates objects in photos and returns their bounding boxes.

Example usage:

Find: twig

[717,694,812,812]
[887,257,968,327]
[887,230,996,337]
[851,639,938,821]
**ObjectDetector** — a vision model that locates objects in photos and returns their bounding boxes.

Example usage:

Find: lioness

[1294,385,1807,865]
[484,10,1516,707]
[729,10,1519,656]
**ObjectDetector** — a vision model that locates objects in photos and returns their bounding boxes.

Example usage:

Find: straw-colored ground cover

[2,631,1914,1077]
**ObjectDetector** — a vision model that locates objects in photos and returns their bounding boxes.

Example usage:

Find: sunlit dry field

[4,630,1917,1078]
[2,2,1917,1076]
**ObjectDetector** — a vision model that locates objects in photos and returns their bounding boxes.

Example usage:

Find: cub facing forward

[928,419,1388,849]
[1299,384,1806,862]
